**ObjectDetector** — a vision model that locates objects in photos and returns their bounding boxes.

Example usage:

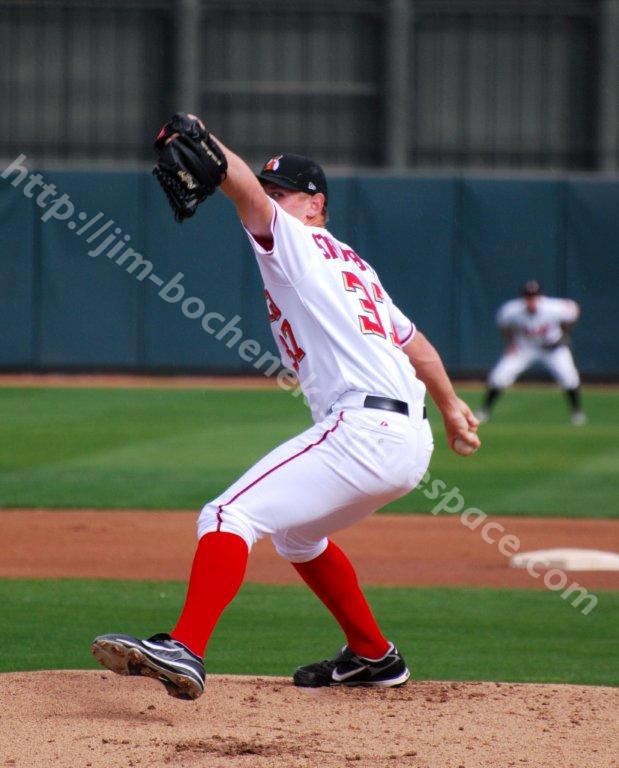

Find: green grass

[0,386,617,517]
[1,579,616,686]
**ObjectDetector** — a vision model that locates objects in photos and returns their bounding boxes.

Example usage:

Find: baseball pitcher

[476,280,586,425]
[92,114,480,699]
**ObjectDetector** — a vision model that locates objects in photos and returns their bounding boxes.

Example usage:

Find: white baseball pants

[197,395,434,562]
[488,345,580,389]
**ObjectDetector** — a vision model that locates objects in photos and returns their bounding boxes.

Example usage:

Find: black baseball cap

[520,280,542,297]
[257,153,328,202]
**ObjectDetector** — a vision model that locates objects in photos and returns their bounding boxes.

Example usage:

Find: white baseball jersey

[497,296,579,349]
[245,199,426,422]
[198,197,434,561]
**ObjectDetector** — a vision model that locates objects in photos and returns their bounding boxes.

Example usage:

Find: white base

[509,548,619,572]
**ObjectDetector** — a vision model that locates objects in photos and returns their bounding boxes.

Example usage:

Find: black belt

[363,395,427,419]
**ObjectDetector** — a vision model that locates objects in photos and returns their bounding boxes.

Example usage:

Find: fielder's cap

[520,280,542,297]
[257,153,328,202]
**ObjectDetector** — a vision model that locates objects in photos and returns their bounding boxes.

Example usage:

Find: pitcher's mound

[1,671,616,767]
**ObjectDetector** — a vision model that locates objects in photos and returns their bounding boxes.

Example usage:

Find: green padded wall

[0,170,616,377]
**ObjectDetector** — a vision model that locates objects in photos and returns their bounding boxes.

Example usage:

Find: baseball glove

[153,113,228,221]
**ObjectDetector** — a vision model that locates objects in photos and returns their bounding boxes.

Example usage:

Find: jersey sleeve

[384,290,416,346]
[555,299,579,323]
[243,198,313,285]
[496,301,517,328]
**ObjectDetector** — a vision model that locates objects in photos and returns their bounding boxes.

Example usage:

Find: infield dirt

[3,509,618,589]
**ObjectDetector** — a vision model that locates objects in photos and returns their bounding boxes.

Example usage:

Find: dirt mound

[1,671,616,767]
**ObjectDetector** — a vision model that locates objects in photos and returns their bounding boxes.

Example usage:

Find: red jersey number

[279,319,306,371]
[371,282,398,346]
[342,271,387,338]
[264,289,282,323]
[263,290,306,371]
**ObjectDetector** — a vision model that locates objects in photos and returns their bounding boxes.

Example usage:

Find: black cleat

[293,643,410,688]
[91,632,205,700]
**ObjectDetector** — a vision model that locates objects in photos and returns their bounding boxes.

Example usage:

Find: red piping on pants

[215,411,345,531]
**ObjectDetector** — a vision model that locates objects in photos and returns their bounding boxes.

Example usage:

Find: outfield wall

[1,168,617,377]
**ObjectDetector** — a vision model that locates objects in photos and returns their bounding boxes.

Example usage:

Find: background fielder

[477,280,586,425]
[92,115,480,700]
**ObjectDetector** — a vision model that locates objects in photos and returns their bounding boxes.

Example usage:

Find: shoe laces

[148,632,173,643]
[319,646,356,669]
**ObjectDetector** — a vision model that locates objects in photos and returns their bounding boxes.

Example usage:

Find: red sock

[171,532,248,658]
[293,540,389,659]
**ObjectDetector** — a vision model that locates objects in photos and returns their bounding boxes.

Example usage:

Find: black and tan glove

[153,113,227,221]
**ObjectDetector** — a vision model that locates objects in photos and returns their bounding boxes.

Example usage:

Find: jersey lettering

[341,248,367,272]
[312,233,339,260]
[523,323,550,338]
[312,234,367,272]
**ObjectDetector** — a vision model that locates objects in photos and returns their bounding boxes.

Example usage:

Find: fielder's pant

[488,345,580,390]
[197,395,434,563]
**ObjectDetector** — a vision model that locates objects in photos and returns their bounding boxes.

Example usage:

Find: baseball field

[1,377,618,767]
